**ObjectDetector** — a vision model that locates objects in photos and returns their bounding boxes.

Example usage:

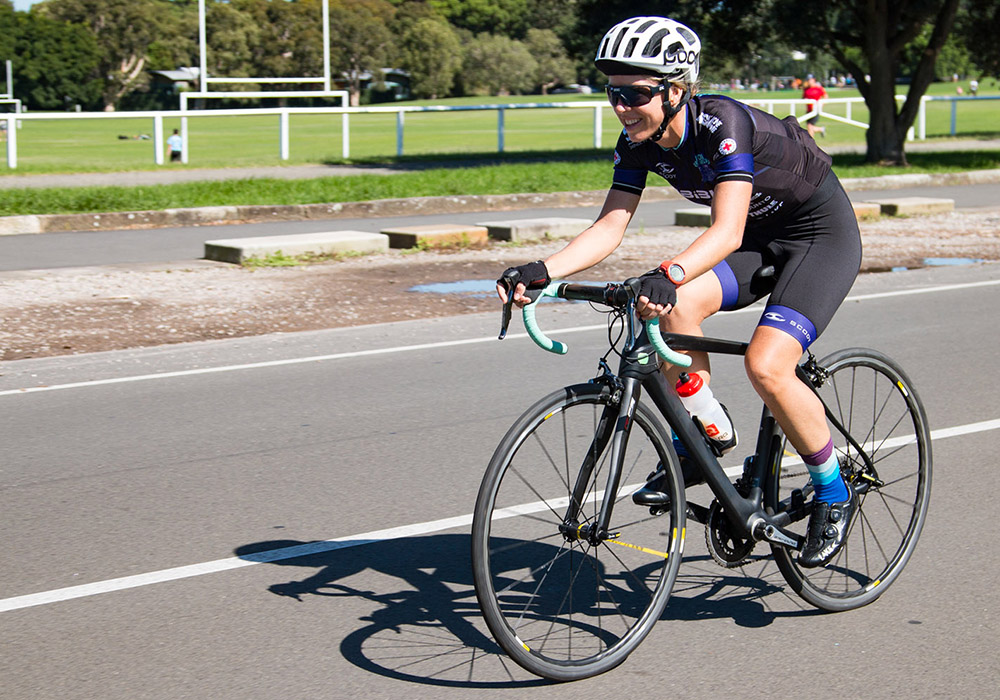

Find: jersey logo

[697,113,723,133]
[678,189,713,201]
[613,150,621,166]
[719,138,737,155]
[694,153,715,182]
[655,163,676,180]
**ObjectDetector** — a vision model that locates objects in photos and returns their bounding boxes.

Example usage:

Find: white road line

[2,278,998,398]
[2,417,997,614]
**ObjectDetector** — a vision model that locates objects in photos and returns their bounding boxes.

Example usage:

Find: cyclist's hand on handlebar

[497,260,551,307]
[635,267,677,320]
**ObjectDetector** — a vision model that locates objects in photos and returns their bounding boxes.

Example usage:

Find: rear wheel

[471,383,686,680]
[768,348,932,611]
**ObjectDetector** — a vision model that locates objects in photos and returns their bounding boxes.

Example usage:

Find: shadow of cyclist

[234,533,818,687]
[235,534,553,688]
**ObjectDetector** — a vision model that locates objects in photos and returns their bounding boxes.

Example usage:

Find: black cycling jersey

[611,94,833,226]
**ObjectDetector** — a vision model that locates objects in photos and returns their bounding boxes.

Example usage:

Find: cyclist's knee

[664,278,721,330]
[744,332,800,397]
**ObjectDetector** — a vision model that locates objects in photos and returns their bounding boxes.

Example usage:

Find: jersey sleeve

[610,132,648,196]
[707,104,755,186]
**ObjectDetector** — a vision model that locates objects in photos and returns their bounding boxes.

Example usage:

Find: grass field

[2,149,998,217]
[2,80,998,175]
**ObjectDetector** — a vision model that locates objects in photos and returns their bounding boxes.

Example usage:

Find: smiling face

[608,74,685,146]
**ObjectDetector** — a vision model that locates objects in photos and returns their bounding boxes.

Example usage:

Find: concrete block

[380,223,488,249]
[864,197,955,216]
[475,217,591,242]
[852,201,882,221]
[674,208,712,227]
[204,230,388,264]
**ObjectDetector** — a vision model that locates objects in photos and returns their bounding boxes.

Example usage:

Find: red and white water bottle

[675,372,736,450]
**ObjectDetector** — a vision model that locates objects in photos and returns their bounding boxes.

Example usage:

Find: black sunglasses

[605,83,668,108]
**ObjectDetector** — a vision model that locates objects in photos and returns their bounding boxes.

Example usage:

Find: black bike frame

[557,296,805,551]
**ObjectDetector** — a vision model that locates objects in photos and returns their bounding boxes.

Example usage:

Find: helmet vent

[678,27,697,44]
[611,27,628,57]
[624,38,639,58]
[643,29,668,57]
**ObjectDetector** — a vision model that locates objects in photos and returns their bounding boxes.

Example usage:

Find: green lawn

[2,149,998,217]
[2,80,997,175]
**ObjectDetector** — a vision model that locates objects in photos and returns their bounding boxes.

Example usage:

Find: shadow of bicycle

[234,532,819,687]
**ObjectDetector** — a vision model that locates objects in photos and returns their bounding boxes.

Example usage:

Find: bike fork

[559,377,641,546]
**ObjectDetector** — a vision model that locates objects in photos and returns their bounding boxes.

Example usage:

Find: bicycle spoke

[473,388,683,677]
[768,350,930,611]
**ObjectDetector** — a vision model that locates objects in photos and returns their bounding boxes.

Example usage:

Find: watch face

[667,263,685,284]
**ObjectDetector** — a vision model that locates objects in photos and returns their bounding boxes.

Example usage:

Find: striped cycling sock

[801,439,850,503]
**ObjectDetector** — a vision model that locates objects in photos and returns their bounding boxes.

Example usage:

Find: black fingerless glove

[637,267,677,309]
[497,260,551,292]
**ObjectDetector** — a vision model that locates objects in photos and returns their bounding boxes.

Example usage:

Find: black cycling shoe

[632,458,702,507]
[798,483,858,568]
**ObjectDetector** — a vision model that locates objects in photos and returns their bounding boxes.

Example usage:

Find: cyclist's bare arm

[498,188,640,307]
[668,180,752,281]
[543,188,640,279]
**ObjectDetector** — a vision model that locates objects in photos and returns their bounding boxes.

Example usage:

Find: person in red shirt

[802,76,828,138]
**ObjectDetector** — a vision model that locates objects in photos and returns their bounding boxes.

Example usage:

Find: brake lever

[498,271,519,340]
[499,272,546,340]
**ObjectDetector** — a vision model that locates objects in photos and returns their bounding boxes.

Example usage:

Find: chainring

[705,500,756,568]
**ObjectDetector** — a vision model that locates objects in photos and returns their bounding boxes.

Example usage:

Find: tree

[327,0,396,106]
[956,0,1000,78]
[397,17,463,99]
[767,0,963,166]
[428,0,530,37]
[462,34,536,95]
[40,0,165,111]
[524,28,575,94]
[11,11,103,110]
[204,0,263,83]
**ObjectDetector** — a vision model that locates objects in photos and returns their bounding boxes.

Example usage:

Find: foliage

[10,12,103,110]
[40,0,165,110]
[396,17,463,99]
[956,0,1000,78]
[767,0,963,165]
[327,0,397,105]
[427,0,530,37]
[462,34,537,96]
[524,28,576,94]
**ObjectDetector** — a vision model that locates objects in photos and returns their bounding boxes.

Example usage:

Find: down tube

[641,371,759,528]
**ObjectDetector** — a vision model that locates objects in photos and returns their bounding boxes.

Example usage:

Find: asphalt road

[1,181,999,272]
[2,261,999,699]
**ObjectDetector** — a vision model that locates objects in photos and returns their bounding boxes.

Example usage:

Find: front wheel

[767,348,932,611]
[471,383,686,681]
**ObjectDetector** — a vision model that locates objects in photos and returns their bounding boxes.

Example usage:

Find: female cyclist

[497,16,862,567]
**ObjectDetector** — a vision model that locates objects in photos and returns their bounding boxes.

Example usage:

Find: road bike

[471,274,931,681]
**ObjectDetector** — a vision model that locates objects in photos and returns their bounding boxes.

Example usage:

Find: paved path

[2,138,999,190]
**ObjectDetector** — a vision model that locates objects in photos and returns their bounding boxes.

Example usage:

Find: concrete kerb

[2,169,999,237]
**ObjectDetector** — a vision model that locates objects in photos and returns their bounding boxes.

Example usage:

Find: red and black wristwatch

[659,260,686,286]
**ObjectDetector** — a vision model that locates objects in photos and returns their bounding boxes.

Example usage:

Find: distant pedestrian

[802,76,827,138]
[970,79,979,97]
[166,128,182,162]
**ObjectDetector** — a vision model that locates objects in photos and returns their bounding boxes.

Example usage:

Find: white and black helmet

[595,16,701,83]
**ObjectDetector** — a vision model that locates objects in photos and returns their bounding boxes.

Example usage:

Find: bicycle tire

[471,382,686,681]
[767,348,932,611]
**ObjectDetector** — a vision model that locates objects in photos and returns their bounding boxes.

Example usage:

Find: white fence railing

[2,95,996,169]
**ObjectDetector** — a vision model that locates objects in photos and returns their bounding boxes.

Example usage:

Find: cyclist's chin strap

[643,86,692,145]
